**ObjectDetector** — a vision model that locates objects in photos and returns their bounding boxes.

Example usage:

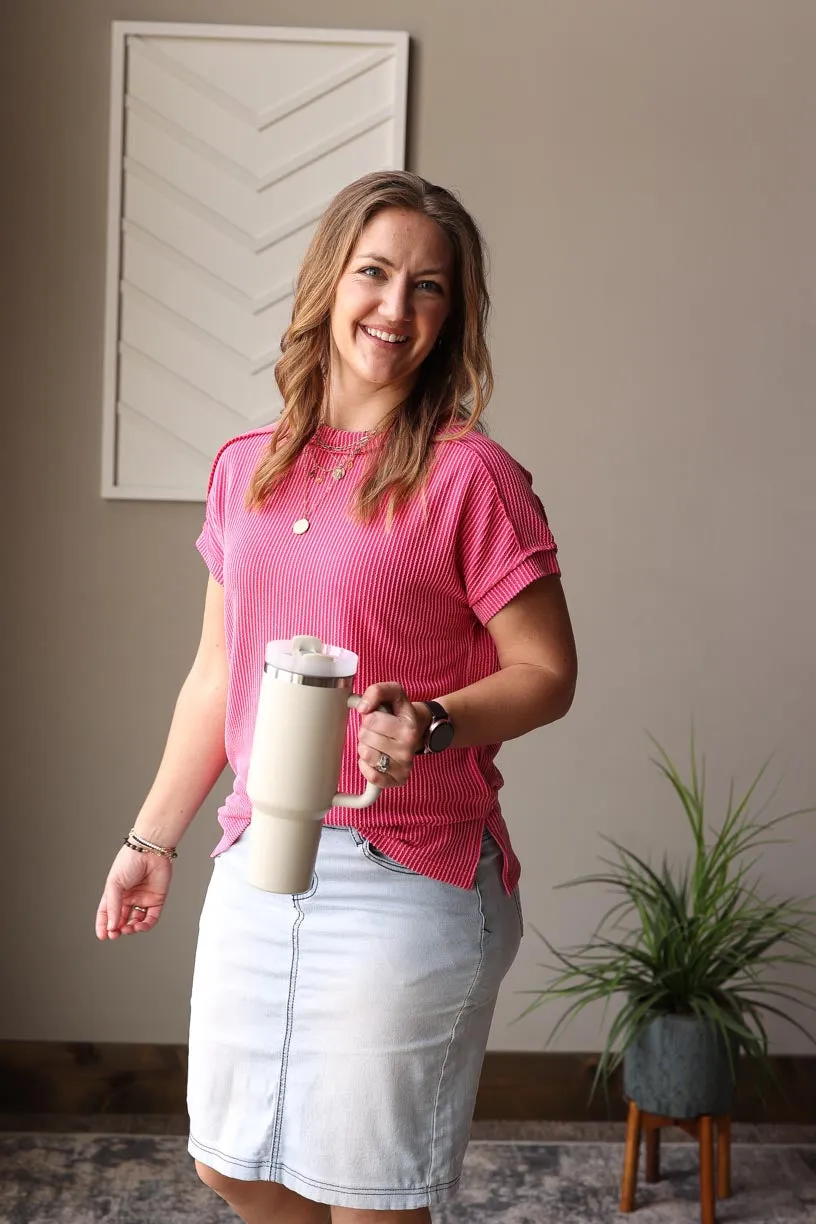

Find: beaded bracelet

[123,829,178,861]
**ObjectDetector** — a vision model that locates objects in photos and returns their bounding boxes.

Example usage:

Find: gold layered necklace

[292,430,380,536]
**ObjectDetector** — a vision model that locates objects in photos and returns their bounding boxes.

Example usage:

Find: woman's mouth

[360,325,410,346]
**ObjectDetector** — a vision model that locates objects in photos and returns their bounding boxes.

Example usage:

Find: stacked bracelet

[123,829,178,860]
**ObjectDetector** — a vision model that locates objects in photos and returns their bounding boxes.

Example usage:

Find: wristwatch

[421,700,455,754]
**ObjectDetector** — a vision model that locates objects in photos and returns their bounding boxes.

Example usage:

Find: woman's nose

[380,276,412,323]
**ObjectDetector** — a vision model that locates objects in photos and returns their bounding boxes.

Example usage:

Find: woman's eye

[417,280,443,295]
[358,266,384,279]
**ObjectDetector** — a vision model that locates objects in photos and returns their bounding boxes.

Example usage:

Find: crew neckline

[310,423,388,447]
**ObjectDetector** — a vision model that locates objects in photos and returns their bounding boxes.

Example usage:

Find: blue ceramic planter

[622,1013,736,1118]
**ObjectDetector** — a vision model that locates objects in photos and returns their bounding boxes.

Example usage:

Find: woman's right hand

[95,844,174,941]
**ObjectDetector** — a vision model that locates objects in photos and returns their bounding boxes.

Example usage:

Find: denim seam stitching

[265,880,311,1176]
[189,1134,262,1167]
[511,886,524,936]
[361,841,417,876]
[427,875,486,1194]
[273,1160,461,1195]
[189,1135,460,1195]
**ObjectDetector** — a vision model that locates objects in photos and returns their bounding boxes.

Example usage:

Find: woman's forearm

[131,668,228,849]
[416,662,575,750]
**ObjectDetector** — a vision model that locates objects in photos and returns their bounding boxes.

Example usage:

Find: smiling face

[328,208,454,408]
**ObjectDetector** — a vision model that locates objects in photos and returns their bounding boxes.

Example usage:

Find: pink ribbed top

[196,425,560,893]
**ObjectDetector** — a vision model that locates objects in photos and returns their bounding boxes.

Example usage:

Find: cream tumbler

[245,636,382,894]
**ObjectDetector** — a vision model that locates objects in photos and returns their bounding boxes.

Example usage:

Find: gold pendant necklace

[292,432,374,535]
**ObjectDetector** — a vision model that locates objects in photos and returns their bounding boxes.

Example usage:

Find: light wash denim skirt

[186,824,523,1211]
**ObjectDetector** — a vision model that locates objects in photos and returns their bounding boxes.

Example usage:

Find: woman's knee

[195,1160,243,1198]
[194,1162,272,1205]
[194,1162,329,1220]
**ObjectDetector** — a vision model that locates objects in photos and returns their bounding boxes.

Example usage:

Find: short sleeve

[195,448,227,584]
[457,447,560,625]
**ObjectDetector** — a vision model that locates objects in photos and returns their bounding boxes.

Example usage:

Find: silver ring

[375,753,390,775]
[131,905,148,915]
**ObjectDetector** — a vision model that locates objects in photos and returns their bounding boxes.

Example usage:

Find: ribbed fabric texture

[196,425,560,893]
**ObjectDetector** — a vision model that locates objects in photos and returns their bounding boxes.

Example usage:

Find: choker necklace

[292,432,376,536]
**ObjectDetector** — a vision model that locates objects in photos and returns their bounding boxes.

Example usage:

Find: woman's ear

[433,326,447,350]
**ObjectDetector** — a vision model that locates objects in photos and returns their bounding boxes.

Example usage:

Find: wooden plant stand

[619,1100,732,1224]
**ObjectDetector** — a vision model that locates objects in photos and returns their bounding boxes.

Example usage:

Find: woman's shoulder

[433,428,534,489]
[206,425,276,493]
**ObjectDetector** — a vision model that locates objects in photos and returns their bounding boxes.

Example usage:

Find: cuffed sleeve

[195,447,227,584]
[457,447,560,625]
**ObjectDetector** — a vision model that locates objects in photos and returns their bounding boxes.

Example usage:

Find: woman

[96,171,577,1224]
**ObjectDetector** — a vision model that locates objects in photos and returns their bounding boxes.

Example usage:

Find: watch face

[428,719,455,752]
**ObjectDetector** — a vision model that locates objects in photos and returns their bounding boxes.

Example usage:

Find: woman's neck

[324,369,413,433]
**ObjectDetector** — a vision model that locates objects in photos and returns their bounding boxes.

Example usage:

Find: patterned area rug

[1,1134,815,1223]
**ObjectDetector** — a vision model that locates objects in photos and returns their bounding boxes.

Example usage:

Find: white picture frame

[100,22,410,500]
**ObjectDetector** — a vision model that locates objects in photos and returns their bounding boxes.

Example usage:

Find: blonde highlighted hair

[246,171,493,522]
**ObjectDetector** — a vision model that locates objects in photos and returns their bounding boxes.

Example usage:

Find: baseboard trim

[1,1043,814,1123]
[475,1051,816,1123]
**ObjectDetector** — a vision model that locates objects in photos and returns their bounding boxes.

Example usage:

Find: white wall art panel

[101,22,409,500]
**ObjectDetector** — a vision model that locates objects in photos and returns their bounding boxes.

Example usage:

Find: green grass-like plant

[519,734,816,1093]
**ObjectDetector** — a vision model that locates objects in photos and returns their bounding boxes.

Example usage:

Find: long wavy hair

[246,171,493,522]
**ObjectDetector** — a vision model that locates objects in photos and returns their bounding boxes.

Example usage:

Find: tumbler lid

[264,636,359,679]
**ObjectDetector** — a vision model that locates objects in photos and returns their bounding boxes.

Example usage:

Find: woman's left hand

[356,683,427,788]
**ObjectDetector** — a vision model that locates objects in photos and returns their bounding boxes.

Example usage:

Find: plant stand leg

[645,1122,661,1183]
[699,1115,716,1224]
[716,1116,731,1199]
[619,1100,642,1213]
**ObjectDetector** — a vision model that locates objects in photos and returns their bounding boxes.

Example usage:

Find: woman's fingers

[99,892,164,939]
[356,682,422,786]
[358,746,405,786]
[119,901,158,935]
[95,899,108,941]
[95,849,172,940]
[358,696,421,756]
[358,681,416,723]
[96,881,124,940]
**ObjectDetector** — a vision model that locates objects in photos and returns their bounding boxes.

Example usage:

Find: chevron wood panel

[101,23,409,500]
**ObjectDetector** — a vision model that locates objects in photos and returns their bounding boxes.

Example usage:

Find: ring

[375,752,390,775]
[131,905,148,915]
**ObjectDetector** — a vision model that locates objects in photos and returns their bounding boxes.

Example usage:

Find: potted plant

[520,735,816,1118]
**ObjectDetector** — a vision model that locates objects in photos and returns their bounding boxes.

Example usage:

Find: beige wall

[4,0,815,1050]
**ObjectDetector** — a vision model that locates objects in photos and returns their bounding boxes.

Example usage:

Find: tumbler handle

[330,697,392,810]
